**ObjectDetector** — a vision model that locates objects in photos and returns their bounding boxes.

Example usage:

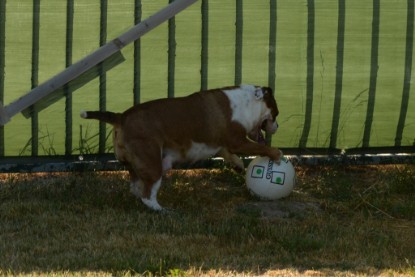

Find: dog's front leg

[126,139,166,211]
[218,149,245,171]
[228,138,282,163]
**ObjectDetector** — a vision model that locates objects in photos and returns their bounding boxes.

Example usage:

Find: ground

[0,164,414,276]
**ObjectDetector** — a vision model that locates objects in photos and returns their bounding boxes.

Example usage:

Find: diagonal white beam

[0,0,198,126]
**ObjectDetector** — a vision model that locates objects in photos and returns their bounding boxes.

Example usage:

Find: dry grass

[0,165,414,276]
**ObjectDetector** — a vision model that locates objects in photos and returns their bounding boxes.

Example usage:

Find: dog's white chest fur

[186,142,221,160]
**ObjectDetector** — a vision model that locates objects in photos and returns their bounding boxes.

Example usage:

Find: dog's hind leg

[127,140,165,211]
[141,178,163,211]
[130,179,144,198]
[124,163,144,198]
[129,171,163,211]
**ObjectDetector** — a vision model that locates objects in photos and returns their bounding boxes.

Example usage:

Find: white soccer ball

[245,156,296,200]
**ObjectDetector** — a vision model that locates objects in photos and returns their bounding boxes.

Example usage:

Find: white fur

[141,178,163,211]
[162,154,175,173]
[223,85,271,132]
[163,141,220,167]
[186,142,220,162]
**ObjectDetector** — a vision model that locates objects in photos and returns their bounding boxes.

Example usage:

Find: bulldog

[81,84,281,211]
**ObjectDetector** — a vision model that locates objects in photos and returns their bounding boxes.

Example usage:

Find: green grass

[1,165,415,276]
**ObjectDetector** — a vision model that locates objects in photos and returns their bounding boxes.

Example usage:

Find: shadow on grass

[0,166,415,276]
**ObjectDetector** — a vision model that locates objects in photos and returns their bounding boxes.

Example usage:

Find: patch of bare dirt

[242,200,321,219]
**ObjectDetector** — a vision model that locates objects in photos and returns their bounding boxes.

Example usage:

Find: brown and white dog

[81,84,281,211]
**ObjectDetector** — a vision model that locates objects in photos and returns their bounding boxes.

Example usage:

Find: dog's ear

[261,87,273,96]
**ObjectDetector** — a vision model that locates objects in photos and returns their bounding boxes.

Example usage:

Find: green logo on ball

[251,165,265,178]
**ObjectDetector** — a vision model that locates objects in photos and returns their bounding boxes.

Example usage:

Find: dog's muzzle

[267,120,279,134]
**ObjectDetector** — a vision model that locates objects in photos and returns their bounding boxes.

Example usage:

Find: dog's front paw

[270,148,283,165]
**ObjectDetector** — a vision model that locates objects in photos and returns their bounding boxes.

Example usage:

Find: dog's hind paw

[141,197,164,211]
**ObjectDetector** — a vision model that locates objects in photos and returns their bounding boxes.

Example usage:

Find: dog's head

[247,86,279,144]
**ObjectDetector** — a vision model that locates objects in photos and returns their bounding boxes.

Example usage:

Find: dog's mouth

[248,120,269,145]
[248,119,278,145]
[248,127,266,144]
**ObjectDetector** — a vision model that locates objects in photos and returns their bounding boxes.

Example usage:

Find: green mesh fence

[0,0,414,168]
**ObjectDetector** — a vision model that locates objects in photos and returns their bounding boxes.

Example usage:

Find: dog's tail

[80,110,121,125]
